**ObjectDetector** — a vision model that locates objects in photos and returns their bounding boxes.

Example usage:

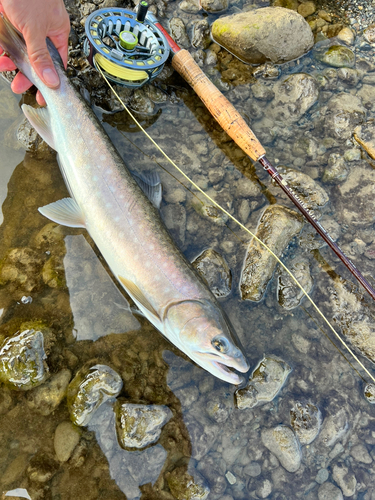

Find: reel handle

[171,49,265,162]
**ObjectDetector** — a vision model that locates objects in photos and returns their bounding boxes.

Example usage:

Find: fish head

[165,300,249,385]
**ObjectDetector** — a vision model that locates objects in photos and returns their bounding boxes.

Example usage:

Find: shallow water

[1,17,375,500]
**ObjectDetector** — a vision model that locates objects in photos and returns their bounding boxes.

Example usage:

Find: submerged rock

[54,421,81,462]
[169,17,190,49]
[332,464,357,497]
[166,466,210,500]
[325,93,366,140]
[200,0,227,12]
[115,401,172,450]
[211,7,313,65]
[277,258,313,310]
[67,364,123,426]
[26,369,71,416]
[298,215,340,250]
[290,402,322,444]
[261,425,302,472]
[240,205,304,302]
[235,355,292,409]
[364,383,375,404]
[317,408,349,447]
[0,329,49,390]
[322,153,349,184]
[354,121,375,159]
[192,249,232,298]
[0,247,45,293]
[318,482,344,500]
[192,20,211,50]
[277,166,329,210]
[317,45,355,68]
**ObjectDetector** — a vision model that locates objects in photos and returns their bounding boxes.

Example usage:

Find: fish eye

[212,336,230,353]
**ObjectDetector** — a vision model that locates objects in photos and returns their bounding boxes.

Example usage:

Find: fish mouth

[210,360,245,385]
[194,352,249,385]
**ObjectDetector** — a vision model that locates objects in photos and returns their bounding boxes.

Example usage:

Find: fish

[0,15,249,384]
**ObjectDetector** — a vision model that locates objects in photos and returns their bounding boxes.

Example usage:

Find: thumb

[23,30,60,88]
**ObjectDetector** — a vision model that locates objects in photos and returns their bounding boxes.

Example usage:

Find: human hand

[0,0,70,105]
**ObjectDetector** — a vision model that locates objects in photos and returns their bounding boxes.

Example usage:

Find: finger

[49,30,70,69]
[0,54,16,71]
[23,29,60,88]
[36,90,46,107]
[11,71,32,93]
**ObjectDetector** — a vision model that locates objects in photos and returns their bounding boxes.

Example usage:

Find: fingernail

[42,68,59,87]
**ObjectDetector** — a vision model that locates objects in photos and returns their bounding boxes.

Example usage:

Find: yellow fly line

[96,63,375,385]
[95,53,150,82]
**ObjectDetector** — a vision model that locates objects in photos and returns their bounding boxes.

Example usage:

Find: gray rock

[129,88,155,114]
[350,444,372,464]
[115,401,172,450]
[290,402,322,444]
[192,248,232,298]
[318,409,349,447]
[363,24,375,43]
[318,482,343,500]
[235,355,292,409]
[243,461,261,477]
[54,421,81,462]
[251,82,275,102]
[277,258,313,310]
[166,465,210,500]
[206,390,233,423]
[211,7,313,65]
[67,364,123,426]
[192,20,211,50]
[364,383,375,404]
[240,205,304,302]
[169,17,190,49]
[256,479,272,499]
[0,329,49,390]
[322,153,349,184]
[197,455,227,496]
[332,464,357,497]
[26,368,71,416]
[179,0,200,13]
[325,93,366,140]
[337,68,358,86]
[315,468,329,484]
[317,45,355,68]
[184,415,220,460]
[277,166,329,210]
[261,425,302,473]
[298,215,341,250]
[16,118,41,152]
[268,74,319,124]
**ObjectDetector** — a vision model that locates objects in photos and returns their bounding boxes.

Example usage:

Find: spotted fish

[0,15,249,384]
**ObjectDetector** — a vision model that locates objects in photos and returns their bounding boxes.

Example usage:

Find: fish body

[0,16,249,384]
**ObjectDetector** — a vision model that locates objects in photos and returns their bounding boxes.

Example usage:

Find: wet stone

[0,329,49,390]
[318,408,349,447]
[318,482,343,500]
[26,453,59,483]
[317,45,355,68]
[277,258,313,310]
[192,20,211,50]
[240,205,304,302]
[67,364,123,426]
[243,461,261,477]
[364,383,375,403]
[256,479,272,499]
[115,401,172,450]
[169,17,190,49]
[179,0,200,13]
[332,464,357,497]
[54,421,81,462]
[261,425,302,473]
[325,93,366,140]
[350,444,372,464]
[235,355,292,409]
[166,466,210,500]
[200,0,228,12]
[192,249,232,298]
[205,390,233,423]
[26,368,71,416]
[16,117,41,152]
[315,468,329,484]
[290,402,322,444]
[322,153,349,184]
[298,215,341,250]
[363,24,375,43]
[129,88,155,115]
[277,166,329,210]
[0,247,45,293]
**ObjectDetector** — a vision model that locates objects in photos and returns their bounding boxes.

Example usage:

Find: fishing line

[96,61,375,385]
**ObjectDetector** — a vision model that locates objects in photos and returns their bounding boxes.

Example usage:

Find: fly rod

[150,16,375,303]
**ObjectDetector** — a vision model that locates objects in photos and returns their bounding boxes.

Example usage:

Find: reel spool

[84,5,170,88]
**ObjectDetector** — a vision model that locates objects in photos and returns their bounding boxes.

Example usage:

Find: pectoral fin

[21,104,55,150]
[39,198,86,228]
[118,276,160,320]
[131,170,162,209]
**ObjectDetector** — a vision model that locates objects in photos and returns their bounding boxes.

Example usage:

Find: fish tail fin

[0,13,32,78]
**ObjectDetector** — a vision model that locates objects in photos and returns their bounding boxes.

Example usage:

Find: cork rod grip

[171,49,266,162]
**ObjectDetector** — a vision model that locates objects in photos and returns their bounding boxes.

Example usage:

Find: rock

[318,408,349,447]
[169,17,190,49]
[251,82,275,102]
[67,364,123,426]
[196,456,227,496]
[256,479,272,499]
[343,148,361,162]
[192,249,232,298]
[243,462,261,477]
[325,93,366,140]
[26,368,71,415]
[184,414,220,460]
[297,1,315,17]
[200,0,227,12]
[317,46,355,68]
[179,0,200,13]
[211,7,314,65]
[364,383,375,403]
[16,117,41,152]
[322,153,349,184]
[192,20,211,50]
[26,453,59,483]
[115,401,172,450]
[354,121,375,159]
[315,468,329,484]
[0,388,12,414]
[267,73,319,124]
[166,466,210,500]
[350,444,372,464]
[0,247,45,293]
[0,329,49,390]
[261,425,302,473]
[318,482,344,500]
[235,355,291,409]
[129,88,155,114]
[277,166,329,209]
[363,24,375,43]
[337,68,358,87]
[54,421,81,462]
[277,258,313,310]
[206,390,233,423]
[332,464,357,497]
[336,27,355,45]
[290,402,322,444]
[240,205,304,301]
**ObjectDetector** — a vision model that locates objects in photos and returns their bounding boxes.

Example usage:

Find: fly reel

[84,4,170,88]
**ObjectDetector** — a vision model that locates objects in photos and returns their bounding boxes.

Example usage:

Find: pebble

[261,425,302,473]
[290,402,322,444]
[54,421,81,462]
[166,466,210,500]
[225,471,236,485]
[256,479,272,498]
[318,409,349,447]
[315,468,329,484]
[318,481,344,500]
[350,443,372,464]
[192,248,232,298]
[332,464,357,497]
[26,369,71,416]
[277,259,313,310]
